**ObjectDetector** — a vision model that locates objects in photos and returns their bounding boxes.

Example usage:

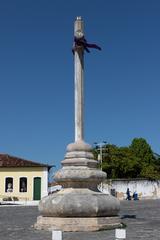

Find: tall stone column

[74,17,84,142]
[35,17,121,232]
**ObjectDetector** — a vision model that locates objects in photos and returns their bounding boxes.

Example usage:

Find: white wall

[41,167,48,198]
[101,179,160,200]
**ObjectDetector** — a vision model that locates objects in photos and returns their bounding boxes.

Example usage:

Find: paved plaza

[0,199,160,240]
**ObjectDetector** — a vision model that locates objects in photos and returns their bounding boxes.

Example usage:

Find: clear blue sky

[0,0,160,171]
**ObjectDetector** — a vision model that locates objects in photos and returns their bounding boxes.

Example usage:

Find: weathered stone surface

[62,141,97,168]
[66,141,92,152]
[37,139,120,231]
[35,215,121,232]
[55,141,106,189]
[61,158,97,167]
[39,189,120,217]
[54,167,106,189]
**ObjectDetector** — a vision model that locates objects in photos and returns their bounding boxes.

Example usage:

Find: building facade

[0,154,51,202]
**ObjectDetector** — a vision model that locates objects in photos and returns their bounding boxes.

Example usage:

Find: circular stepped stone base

[35,141,121,232]
[35,215,121,232]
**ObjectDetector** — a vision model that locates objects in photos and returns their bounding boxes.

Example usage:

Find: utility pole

[94,141,107,191]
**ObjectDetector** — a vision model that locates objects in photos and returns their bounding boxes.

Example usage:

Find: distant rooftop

[0,153,53,169]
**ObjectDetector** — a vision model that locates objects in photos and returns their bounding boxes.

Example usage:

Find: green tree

[101,145,142,179]
[130,138,160,179]
[93,138,160,180]
[130,138,153,164]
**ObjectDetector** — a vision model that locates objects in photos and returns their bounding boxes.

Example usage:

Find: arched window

[19,177,27,192]
[5,177,13,192]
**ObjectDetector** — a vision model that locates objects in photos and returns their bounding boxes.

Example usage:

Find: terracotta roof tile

[0,154,52,168]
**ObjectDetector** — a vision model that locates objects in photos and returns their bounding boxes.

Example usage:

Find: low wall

[101,179,160,200]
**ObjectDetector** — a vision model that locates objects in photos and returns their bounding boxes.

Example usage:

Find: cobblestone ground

[0,199,160,240]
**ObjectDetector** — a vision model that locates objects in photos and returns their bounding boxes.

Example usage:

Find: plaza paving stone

[0,199,160,240]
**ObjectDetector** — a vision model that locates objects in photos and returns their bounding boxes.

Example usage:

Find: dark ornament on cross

[72,35,101,54]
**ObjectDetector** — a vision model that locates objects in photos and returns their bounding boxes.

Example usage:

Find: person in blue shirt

[133,191,139,200]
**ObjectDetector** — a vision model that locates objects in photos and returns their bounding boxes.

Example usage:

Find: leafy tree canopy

[93,138,160,180]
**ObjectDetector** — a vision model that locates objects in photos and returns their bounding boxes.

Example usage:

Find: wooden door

[33,177,41,200]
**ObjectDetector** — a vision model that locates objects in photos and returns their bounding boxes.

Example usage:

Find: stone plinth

[35,216,121,232]
[35,141,121,231]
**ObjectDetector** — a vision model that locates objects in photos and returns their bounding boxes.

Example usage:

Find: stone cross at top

[74,16,84,38]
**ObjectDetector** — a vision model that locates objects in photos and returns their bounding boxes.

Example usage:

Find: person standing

[126,188,131,200]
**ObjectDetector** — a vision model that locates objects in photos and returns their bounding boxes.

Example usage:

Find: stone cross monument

[35,17,120,232]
